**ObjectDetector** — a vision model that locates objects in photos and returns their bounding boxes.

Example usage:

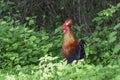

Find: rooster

[62,18,86,63]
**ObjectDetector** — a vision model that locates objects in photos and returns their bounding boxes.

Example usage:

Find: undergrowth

[0,55,120,80]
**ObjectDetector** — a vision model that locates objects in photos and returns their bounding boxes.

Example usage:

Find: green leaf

[113,44,120,53]
[114,23,120,30]
[92,17,102,22]
[108,32,117,43]
[54,27,61,34]
[108,36,116,43]
[0,21,7,25]
[26,17,30,20]
[29,19,35,25]
[42,35,49,40]
[30,36,36,41]
[109,32,117,38]
[12,43,19,49]
[117,3,120,8]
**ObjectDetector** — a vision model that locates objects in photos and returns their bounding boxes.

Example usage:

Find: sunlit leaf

[113,44,120,53]
[114,23,120,30]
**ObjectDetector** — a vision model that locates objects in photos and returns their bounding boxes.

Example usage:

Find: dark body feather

[62,27,86,63]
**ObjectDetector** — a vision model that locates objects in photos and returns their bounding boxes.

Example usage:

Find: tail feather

[77,40,86,60]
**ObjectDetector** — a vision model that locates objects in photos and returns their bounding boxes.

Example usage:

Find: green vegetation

[0,1,120,80]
